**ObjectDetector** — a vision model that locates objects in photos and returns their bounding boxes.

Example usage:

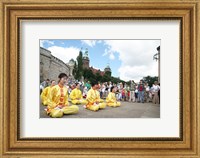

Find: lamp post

[153,46,160,83]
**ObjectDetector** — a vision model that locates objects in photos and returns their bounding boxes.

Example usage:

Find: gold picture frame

[0,0,199,157]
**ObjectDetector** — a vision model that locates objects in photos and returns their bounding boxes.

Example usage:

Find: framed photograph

[0,0,199,157]
[39,39,161,119]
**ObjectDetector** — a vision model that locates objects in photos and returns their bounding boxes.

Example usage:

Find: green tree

[101,74,111,82]
[83,68,95,82]
[95,72,102,82]
[73,61,78,77]
[143,76,158,87]
[75,50,83,80]
[105,71,111,76]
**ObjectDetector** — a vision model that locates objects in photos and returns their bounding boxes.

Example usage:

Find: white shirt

[152,85,160,92]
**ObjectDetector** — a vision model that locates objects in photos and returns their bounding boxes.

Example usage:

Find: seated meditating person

[46,73,79,118]
[41,80,56,106]
[85,81,106,111]
[69,82,87,105]
[106,86,121,107]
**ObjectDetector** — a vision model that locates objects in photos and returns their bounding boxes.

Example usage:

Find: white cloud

[118,63,158,82]
[102,49,108,56]
[103,40,160,81]
[47,46,79,63]
[103,48,115,60]
[40,40,54,47]
[81,40,97,47]
[109,53,115,60]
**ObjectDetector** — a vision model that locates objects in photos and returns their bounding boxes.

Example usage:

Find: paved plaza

[40,101,160,118]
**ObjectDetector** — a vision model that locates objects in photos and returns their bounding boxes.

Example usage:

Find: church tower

[82,48,90,69]
[104,63,112,76]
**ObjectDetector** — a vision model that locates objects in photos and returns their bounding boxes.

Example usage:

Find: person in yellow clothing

[69,82,88,105]
[85,81,106,111]
[106,86,121,107]
[41,80,56,106]
[46,73,79,118]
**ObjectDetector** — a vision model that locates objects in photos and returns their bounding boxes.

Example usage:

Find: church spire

[82,48,89,69]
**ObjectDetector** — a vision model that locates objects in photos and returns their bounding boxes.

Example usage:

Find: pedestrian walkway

[40,101,160,118]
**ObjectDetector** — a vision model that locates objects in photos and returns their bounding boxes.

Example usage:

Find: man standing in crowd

[144,82,150,102]
[151,81,160,104]
[85,81,91,90]
[138,80,145,103]
[129,80,135,102]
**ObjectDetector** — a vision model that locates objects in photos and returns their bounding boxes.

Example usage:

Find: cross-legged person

[41,80,56,106]
[85,81,106,111]
[106,86,121,107]
[46,73,79,118]
[69,82,88,105]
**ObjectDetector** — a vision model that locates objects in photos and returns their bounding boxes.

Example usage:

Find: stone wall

[40,47,71,83]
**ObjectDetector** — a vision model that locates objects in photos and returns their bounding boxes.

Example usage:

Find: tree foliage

[73,50,128,84]
[95,72,102,82]
[72,61,77,76]
[105,71,111,76]
[75,50,83,80]
[143,75,159,87]
[83,68,95,81]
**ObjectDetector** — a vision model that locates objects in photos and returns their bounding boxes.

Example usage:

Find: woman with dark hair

[46,73,79,118]
[106,86,121,107]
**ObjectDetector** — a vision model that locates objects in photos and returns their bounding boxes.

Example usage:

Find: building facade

[82,48,112,76]
[40,47,75,82]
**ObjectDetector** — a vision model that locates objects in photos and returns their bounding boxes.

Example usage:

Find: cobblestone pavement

[40,101,160,118]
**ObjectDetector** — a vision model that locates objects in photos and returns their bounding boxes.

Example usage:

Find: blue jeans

[138,91,144,103]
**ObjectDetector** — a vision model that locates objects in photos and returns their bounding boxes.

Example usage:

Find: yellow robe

[96,90,105,103]
[47,85,79,117]
[106,92,121,107]
[41,86,52,106]
[86,88,106,111]
[69,88,88,105]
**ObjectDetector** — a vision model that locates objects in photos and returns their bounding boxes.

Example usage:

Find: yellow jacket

[47,85,69,109]
[41,86,51,105]
[70,88,83,100]
[96,90,101,101]
[86,88,98,104]
[106,92,117,103]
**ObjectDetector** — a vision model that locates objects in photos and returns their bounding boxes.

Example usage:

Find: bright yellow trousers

[86,102,106,111]
[48,105,79,118]
[99,99,105,103]
[71,99,88,105]
[107,102,121,107]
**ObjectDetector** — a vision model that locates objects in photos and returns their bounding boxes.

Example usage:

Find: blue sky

[40,39,160,82]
